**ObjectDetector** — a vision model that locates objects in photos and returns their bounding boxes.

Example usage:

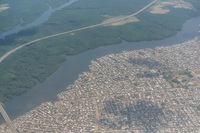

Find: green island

[0,0,199,102]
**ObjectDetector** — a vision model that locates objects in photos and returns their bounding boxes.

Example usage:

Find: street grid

[0,37,200,133]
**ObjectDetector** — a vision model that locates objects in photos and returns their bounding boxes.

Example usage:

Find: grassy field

[0,0,198,102]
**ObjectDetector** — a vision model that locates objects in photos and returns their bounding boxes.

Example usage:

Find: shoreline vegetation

[0,0,199,102]
[1,34,200,132]
[0,0,69,34]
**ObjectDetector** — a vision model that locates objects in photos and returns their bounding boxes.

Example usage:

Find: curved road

[0,0,157,63]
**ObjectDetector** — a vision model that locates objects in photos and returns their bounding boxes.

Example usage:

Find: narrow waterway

[0,16,200,124]
[0,0,79,39]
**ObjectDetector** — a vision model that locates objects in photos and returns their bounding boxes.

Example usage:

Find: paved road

[0,104,17,133]
[0,1,156,132]
[93,97,100,133]
[0,0,157,64]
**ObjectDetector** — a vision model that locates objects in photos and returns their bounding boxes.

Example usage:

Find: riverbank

[1,29,200,133]
[0,0,71,34]
[0,15,199,124]
[0,0,197,104]
[0,0,159,103]
[0,0,78,39]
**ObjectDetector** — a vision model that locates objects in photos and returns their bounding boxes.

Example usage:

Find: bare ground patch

[101,15,140,26]
[150,5,170,14]
[150,0,193,14]
[0,4,9,13]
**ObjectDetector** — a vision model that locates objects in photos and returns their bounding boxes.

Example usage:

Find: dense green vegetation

[0,0,199,102]
[0,0,69,33]
[2,0,153,45]
[0,44,66,102]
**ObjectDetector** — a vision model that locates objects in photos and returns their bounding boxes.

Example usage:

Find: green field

[0,0,199,102]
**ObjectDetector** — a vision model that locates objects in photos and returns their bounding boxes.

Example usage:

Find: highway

[0,1,156,132]
[0,103,17,133]
[93,97,100,133]
[0,0,157,64]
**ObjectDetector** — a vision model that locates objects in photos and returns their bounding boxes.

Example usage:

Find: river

[0,0,79,39]
[0,16,199,124]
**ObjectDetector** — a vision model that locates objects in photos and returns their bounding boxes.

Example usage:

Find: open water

[0,2,200,124]
[0,0,79,39]
[0,16,198,124]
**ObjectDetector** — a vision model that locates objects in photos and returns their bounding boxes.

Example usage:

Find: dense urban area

[0,0,200,132]
[1,37,200,132]
[0,0,198,103]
